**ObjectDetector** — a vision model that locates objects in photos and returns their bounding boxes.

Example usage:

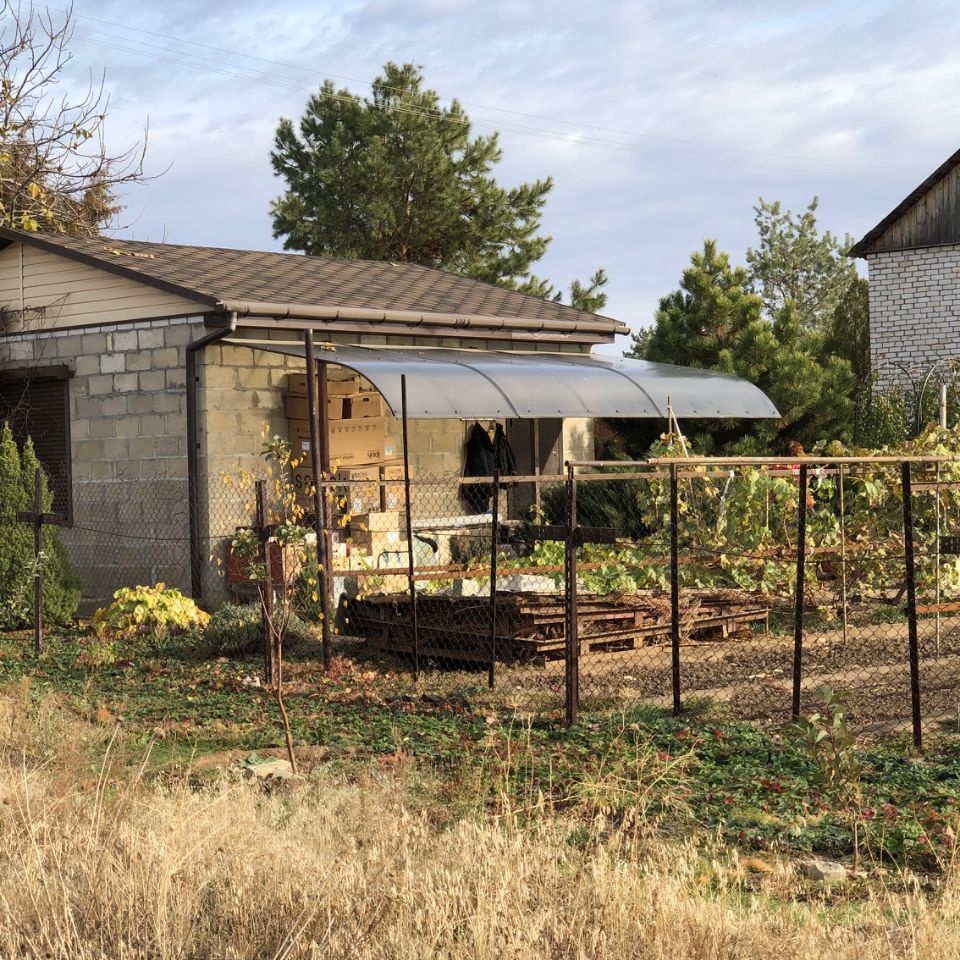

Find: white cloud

[59,0,960,328]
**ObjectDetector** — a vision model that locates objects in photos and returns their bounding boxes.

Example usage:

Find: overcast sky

[54,0,960,353]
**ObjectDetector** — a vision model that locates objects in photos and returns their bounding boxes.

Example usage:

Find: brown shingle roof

[0,228,627,336]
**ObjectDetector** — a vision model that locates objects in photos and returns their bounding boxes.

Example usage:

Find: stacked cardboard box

[285,372,412,574]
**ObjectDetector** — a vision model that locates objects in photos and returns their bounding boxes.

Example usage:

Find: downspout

[186,313,238,599]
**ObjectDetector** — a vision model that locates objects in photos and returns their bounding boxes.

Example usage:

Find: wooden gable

[851,148,960,257]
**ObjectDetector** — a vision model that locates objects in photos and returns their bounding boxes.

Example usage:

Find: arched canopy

[226,340,780,420]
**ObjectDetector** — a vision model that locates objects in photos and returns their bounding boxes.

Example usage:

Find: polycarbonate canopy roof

[226,340,780,420]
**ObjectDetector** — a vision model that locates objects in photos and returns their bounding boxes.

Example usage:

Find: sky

[44,0,960,354]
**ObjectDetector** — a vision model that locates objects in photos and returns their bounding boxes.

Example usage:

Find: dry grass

[1,687,958,959]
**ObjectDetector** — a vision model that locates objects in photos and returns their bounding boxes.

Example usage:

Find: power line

[63,7,880,173]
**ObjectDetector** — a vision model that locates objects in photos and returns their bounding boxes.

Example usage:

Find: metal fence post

[564,462,579,727]
[669,463,681,715]
[488,466,500,689]
[32,467,43,655]
[255,479,274,685]
[400,375,420,680]
[791,464,808,721]
[901,461,923,750]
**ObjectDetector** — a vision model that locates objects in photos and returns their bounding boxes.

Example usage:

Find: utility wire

[64,8,881,172]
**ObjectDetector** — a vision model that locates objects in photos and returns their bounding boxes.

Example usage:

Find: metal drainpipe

[186,313,238,599]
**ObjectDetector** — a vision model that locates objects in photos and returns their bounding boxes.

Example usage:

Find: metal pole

[488,467,500,688]
[532,419,542,517]
[669,463,681,715]
[935,461,942,656]
[901,461,923,750]
[318,360,333,672]
[839,464,848,648]
[940,382,948,429]
[564,462,579,727]
[401,375,420,679]
[33,467,43,655]
[791,465,808,721]
[304,333,332,672]
[255,479,274,685]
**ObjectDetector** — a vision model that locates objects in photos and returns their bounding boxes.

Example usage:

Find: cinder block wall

[0,315,205,608]
[867,246,960,388]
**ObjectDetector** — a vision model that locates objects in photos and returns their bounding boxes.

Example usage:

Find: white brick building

[851,148,960,388]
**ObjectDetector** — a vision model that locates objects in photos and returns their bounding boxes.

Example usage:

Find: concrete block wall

[867,246,960,388]
[0,315,206,608]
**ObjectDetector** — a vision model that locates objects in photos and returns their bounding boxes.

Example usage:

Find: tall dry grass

[0,686,956,959]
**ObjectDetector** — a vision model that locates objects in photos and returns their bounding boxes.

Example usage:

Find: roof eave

[218,298,631,337]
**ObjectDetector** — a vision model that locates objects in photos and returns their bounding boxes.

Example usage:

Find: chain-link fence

[14,455,960,739]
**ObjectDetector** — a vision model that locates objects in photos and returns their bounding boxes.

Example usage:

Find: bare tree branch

[0,1,152,236]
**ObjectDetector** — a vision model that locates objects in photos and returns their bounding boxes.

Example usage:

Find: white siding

[0,242,205,333]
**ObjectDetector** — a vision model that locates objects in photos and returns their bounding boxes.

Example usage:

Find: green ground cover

[3,627,960,872]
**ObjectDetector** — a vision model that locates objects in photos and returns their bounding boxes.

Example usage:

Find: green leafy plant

[794,686,865,868]
[91,583,210,641]
[204,603,313,658]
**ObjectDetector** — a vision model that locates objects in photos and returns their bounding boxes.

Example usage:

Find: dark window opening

[0,365,73,522]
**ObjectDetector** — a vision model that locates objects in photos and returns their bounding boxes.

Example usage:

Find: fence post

[791,464,808,721]
[564,462,579,727]
[400,375,420,680]
[488,466,500,689]
[901,461,923,750]
[669,463,681,715]
[255,479,274,685]
[32,467,43,655]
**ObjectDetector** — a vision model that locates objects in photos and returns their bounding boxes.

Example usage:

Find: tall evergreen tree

[626,241,855,453]
[745,197,858,331]
[271,62,606,306]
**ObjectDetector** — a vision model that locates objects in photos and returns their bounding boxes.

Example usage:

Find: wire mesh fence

[12,454,960,738]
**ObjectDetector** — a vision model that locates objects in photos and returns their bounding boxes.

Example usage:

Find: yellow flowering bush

[91,583,210,640]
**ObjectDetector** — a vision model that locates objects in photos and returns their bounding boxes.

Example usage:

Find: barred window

[0,365,72,522]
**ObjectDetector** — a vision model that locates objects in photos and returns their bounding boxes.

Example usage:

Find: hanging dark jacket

[493,423,518,478]
[461,422,496,513]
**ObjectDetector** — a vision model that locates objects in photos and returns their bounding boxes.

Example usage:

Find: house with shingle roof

[0,229,629,603]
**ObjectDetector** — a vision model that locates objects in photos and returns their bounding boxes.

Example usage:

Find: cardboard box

[287,372,361,397]
[350,510,402,533]
[379,461,408,511]
[349,530,408,553]
[346,391,387,419]
[334,465,381,515]
[283,394,344,421]
[288,417,399,466]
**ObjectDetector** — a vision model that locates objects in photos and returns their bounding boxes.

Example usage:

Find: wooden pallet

[340,589,769,664]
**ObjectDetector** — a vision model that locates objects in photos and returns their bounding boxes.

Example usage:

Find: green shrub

[91,583,210,640]
[204,603,314,657]
[0,423,80,627]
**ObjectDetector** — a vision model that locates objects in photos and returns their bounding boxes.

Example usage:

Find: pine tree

[626,241,855,453]
[746,197,859,331]
[271,62,606,306]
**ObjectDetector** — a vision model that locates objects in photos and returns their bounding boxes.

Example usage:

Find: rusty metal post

[400,375,420,679]
[669,462,681,715]
[255,479,274,685]
[32,467,43,655]
[318,358,334,672]
[791,464,808,721]
[564,462,579,727]
[488,466,501,688]
[304,333,332,672]
[901,461,923,750]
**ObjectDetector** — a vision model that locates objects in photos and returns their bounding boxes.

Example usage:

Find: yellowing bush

[91,583,210,640]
